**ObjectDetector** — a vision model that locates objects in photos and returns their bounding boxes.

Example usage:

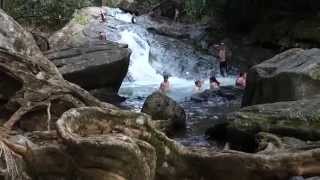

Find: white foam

[115,17,236,101]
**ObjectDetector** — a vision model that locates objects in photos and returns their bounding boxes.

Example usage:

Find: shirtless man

[218,43,227,77]
[236,72,247,89]
[159,75,170,93]
[193,80,204,94]
[210,76,220,90]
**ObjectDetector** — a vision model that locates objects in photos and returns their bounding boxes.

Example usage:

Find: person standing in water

[100,9,106,23]
[193,80,204,94]
[98,31,107,41]
[210,76,220,90]
[131,13,137,24]
[218,43,228,77]
[159,75,171,93]
[235,72,247,89]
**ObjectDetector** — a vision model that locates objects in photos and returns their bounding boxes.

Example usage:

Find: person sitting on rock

[235,72,247,89]
[100,9,106,23]
[210,76,220,90]
[159,74,171,93]
[193,80,204,94]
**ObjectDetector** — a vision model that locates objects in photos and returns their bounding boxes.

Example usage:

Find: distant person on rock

[98,31,106,41]
[212,43,228,77]
[210,76,220,90]
[131,13,137,24]
[100,9,106,23]
[193,80,204,94]
[235,72,247,89]
[174,8,180,21]
[159,74,171,93]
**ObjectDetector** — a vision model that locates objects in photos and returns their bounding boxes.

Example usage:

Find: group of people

[159,43,247,94]
[159,72,246,94]
[96,9,247,95]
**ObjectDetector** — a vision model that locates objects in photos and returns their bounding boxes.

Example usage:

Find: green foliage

[4,0,94,29]
[184,0,225,21]
[185,0,207,19]
[73,10,89,25]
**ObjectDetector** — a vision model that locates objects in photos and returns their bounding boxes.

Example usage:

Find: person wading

[159,74,171,93]
[218,43,228,77]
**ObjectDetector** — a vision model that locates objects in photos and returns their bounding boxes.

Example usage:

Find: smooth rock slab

[45,41,130,91]
[142,92,186,131]
[243,48,320,106]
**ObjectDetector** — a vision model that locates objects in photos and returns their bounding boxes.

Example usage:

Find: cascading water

[103,8,240,148]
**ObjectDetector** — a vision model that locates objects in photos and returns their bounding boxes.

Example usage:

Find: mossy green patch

[73,11,89,26]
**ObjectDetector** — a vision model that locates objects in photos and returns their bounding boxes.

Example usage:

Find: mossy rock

[227,96,320,142]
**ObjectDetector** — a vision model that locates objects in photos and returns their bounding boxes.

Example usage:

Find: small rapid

[104,8,240,148]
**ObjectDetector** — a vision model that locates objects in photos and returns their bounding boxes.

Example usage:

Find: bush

[184,0,225,21]
[4,0,94,30]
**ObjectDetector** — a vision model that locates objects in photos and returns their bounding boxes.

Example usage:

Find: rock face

[243,48,320,106]
[191,86,244,102]
[142,92,186,131]
[208,96,320,152]
[45,41,130,92]
[0,9,44,60]
[31,32,50,51]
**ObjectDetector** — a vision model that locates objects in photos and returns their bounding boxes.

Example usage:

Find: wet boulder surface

[45,41,130,92]
[208,96,320,152]
[142,92,186,133]
[243,48,320,106]
[191,86,244,102]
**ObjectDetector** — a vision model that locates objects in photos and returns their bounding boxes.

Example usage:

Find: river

[102,8,241,148]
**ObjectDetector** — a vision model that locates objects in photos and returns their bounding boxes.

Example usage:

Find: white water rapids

[107,8,236,102]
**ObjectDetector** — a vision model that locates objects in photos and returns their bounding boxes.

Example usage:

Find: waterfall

[105,8,236,101]
[118,30,163,83]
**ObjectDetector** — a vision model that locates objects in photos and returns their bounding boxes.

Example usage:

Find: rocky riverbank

[2,3,320,180]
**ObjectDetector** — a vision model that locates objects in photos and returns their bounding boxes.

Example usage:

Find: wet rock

[290,176,305,180]
[191,86,244,102]
[89,88,127,104]
[45,41,130,92]
[212,96,320,151]
[142,92,186,131]
[306,177,320,180]
[243,48,320,106]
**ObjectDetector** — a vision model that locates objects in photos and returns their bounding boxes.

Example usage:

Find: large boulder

[191,86,244,102]
[208,95,320,152]
[142,92,186,131]
[243,48,320,106]
[45,41,130,93]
